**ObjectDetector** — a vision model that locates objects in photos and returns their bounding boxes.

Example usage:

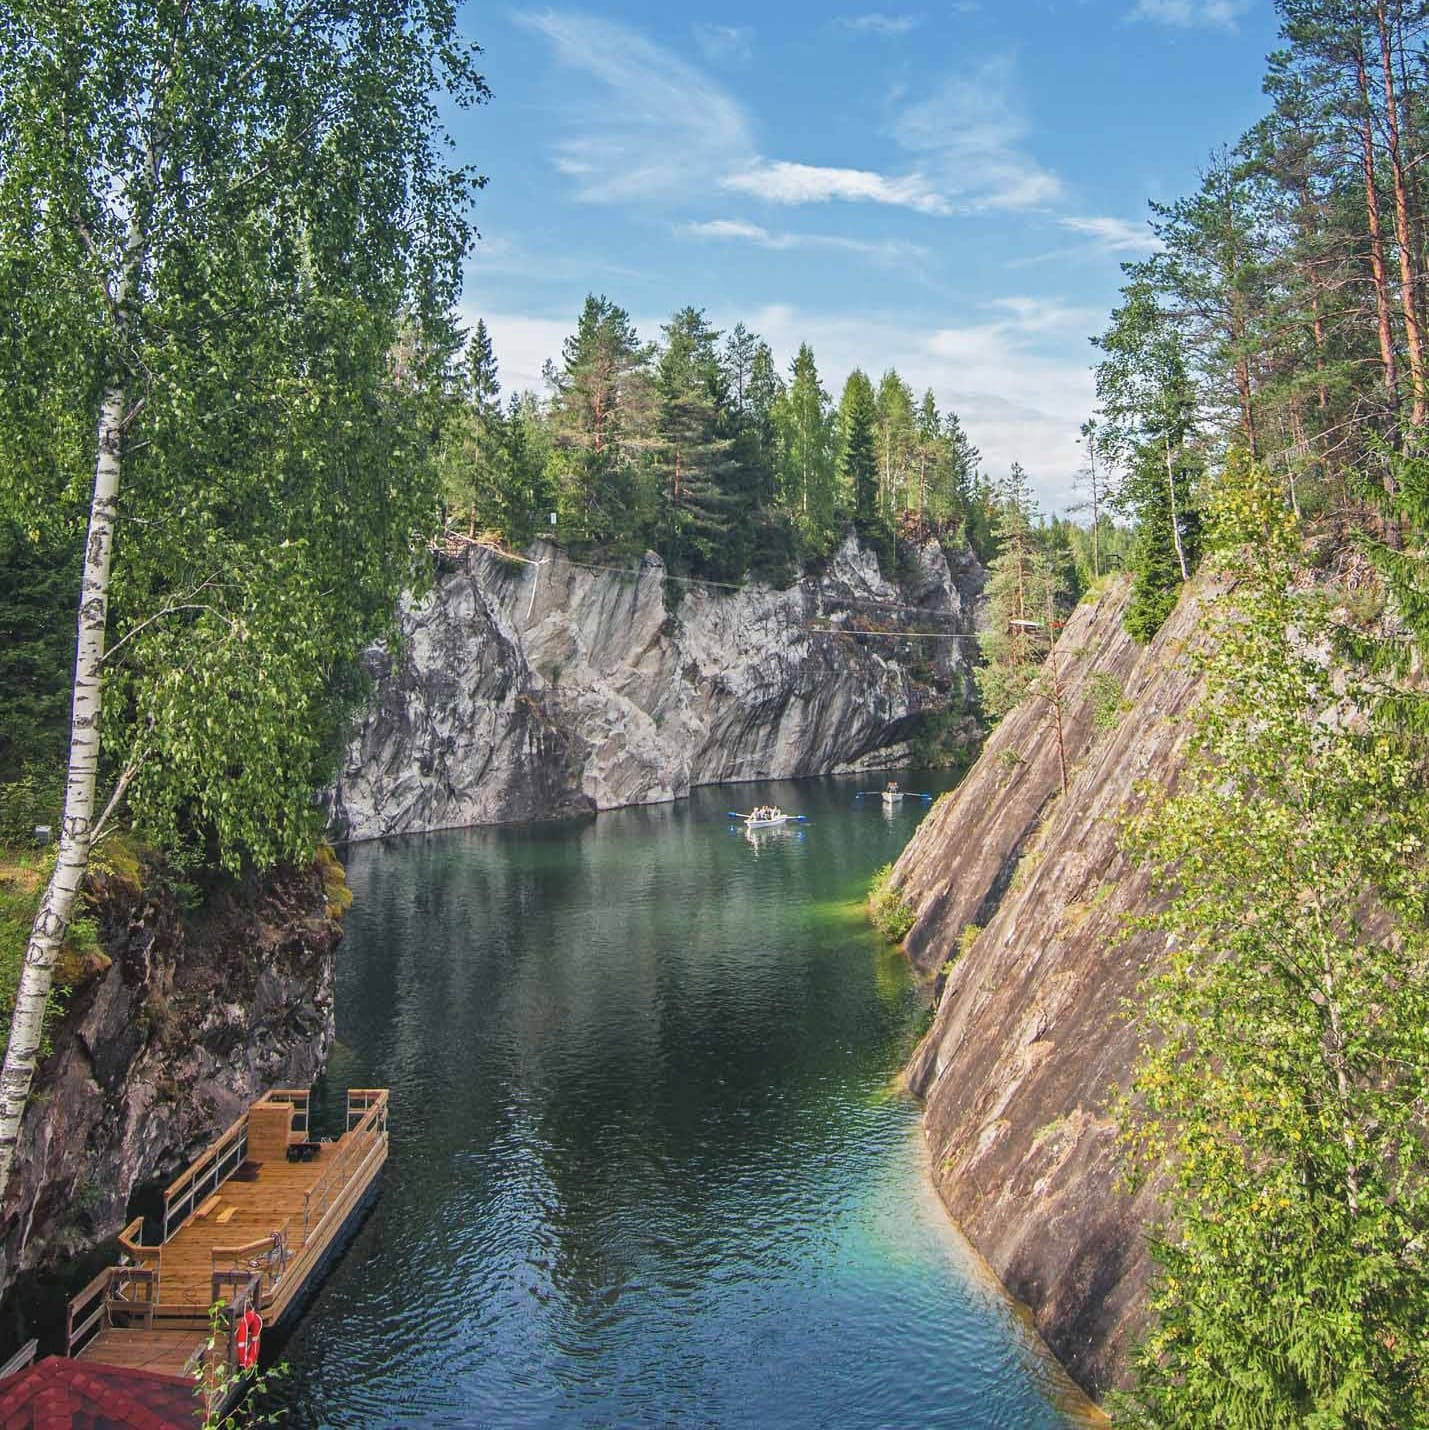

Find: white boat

[881,785,904,805]
[732,806,799,828]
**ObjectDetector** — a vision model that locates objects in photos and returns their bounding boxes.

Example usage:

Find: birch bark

[0,384,124,1196]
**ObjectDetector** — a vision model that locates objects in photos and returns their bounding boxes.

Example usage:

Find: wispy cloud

[694,23,753,63]
[1129,0,1250,29]
[679,218,930,266]
[840,12,921,36]
[516,11,752,202]
[1058,214,1160,254]
[894,56,1063,212]
[519,16,1058,227]
[743,301,1094,508]
[723,161,951,216]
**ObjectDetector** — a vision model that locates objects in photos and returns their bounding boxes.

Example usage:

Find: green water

[263,775,1092,1427]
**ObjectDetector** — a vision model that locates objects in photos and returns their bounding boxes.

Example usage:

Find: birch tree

[0,0,485,1203]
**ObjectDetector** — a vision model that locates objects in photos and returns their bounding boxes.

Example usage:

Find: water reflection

[261,775,1093,1428]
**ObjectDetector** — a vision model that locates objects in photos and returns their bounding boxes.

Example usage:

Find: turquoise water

[262,776,1092,1427]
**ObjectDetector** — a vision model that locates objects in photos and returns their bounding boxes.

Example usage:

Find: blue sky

[451,1,1282,510]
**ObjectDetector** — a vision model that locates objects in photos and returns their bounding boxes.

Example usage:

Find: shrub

[868,863,916,943]
[1088,672,1129,732]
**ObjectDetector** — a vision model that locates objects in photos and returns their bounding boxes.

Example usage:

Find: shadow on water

[259,772,1102,1428]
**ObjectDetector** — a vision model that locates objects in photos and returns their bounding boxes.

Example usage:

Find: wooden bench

[193,1195,221,1220]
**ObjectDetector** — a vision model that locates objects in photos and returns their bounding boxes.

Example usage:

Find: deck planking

[65,1088,388,1417]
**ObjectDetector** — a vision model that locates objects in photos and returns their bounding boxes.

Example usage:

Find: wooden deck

[66,1087,388,1417]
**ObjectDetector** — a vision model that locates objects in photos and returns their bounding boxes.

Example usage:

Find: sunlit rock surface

[891,575,1213,1399]
[328,534,982,841]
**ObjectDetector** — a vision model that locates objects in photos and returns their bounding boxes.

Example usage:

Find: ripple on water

[259,777,1096,1428]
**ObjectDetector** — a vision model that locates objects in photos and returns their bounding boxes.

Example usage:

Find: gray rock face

[328,534,983,842]
[888,575,1214,1399]
[0,860,341,1307]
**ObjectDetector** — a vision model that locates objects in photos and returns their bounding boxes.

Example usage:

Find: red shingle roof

[0,1357,199,1428]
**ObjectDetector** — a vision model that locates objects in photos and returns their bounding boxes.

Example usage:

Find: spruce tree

[838,370,880,538]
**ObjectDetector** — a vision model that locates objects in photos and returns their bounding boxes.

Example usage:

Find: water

[263,775,1094,1428]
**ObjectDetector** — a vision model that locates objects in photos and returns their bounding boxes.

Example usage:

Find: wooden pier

[61,1086,388,1420]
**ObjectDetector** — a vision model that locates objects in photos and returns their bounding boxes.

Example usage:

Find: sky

[449,1,1283,511]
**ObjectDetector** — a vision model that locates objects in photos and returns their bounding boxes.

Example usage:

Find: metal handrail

[255,1088,310,1138]
[302,1091,388,1244]
[162,1108,250,1242]
[0,1340,37,1379]
[210,1225,292,1305]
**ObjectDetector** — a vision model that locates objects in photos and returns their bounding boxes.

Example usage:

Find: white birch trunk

[1164,431,1190,583]
[0,384,125,1202]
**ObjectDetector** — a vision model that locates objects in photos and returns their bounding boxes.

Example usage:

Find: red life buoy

[235,1306,262,1369]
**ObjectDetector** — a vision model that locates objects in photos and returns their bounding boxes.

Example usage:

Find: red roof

[0,1357,199,1428]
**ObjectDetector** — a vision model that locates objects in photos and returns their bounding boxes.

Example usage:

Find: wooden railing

[0,1340,37,1380]
[302,1089,388,1246]
[210,1225,292,1306]
[256,1087,310,1137]
[117,1215,160,1269]
[346,1088,386,1133]
[66,1265,159,1357]
[186,1270,262,1420]
[162,1108,251,1242]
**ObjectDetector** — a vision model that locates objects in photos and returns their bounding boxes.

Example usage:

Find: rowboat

[729,806,807,828]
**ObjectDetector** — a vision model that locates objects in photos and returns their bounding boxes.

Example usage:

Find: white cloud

[694,23,753,63]
[841,13,921,36]
[739,301,1095,510]
[516,11,752,202]
[1058,214,1161,254]
[722,161,951,216]
[458,310,572,397]
[1129,0,1250,29]
[894,57,1063,212]
[678,218,930,266]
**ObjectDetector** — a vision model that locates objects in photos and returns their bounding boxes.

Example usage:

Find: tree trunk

[1376,1,1427,426]
[1164,431,1190,582]
[0,384,125,1202]
[1356,48,1402,424]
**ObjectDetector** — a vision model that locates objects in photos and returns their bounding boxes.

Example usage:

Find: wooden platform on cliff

[60,1087,389,1419]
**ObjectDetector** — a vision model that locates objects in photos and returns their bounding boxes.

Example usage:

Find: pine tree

[1094,280,1204,640]
[545,295,654,549]
[655,307,738,573]
[975,465,1063,718]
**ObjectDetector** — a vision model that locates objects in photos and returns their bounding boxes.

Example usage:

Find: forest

[439,303,989,580]
[1067,2,1429,1425]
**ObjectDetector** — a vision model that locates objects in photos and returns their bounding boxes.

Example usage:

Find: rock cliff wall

[0,857,342,1316]
[328,534,983,842]
[888,575,1213,1399]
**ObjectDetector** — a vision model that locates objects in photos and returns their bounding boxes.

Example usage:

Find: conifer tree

[773,344,837,556]
[545,295,654,548]
[975,465,1063,717]
[838,370,880,537]
[655,307,738,573]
